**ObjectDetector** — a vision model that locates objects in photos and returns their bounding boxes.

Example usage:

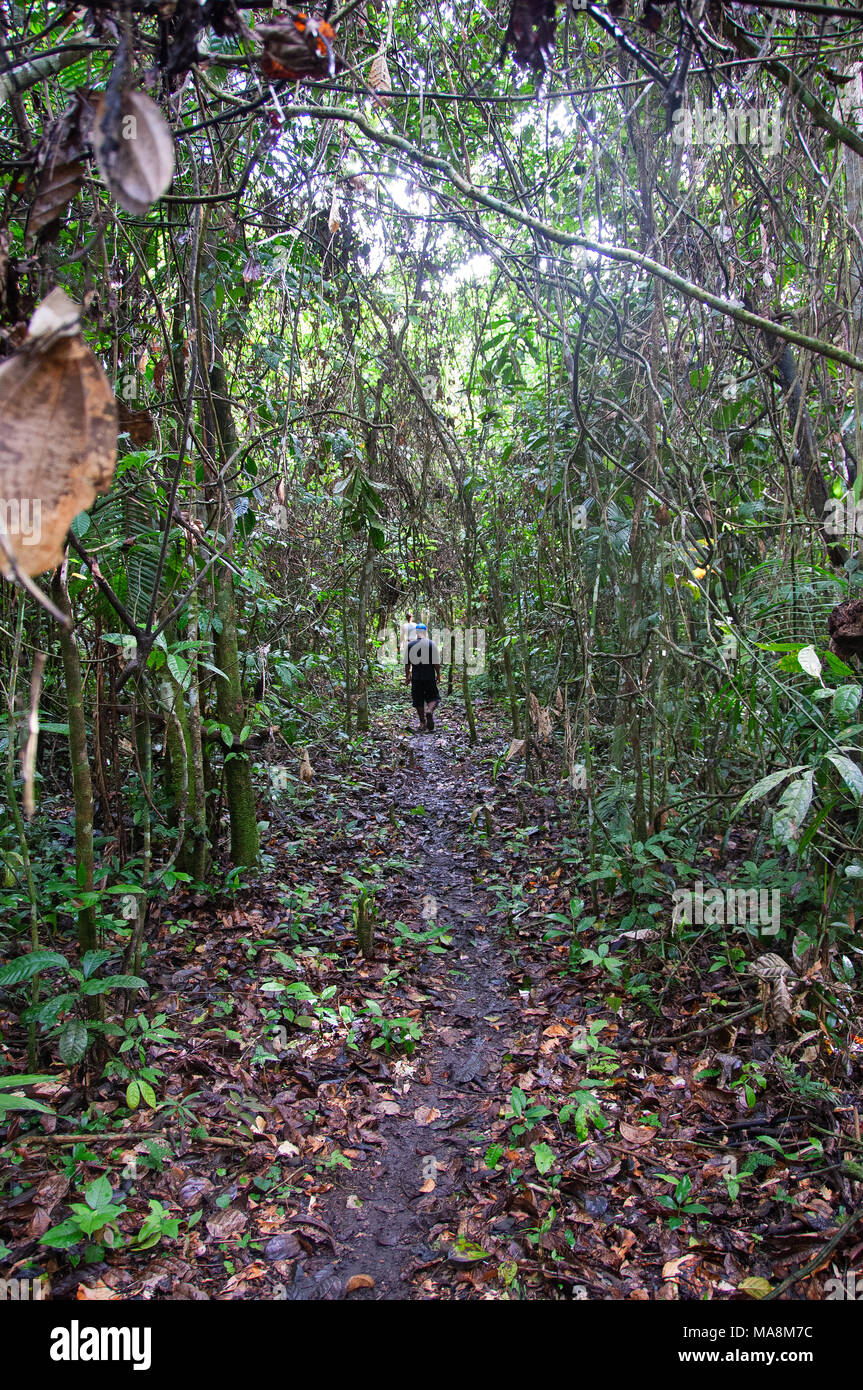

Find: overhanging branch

[283,103,863,375]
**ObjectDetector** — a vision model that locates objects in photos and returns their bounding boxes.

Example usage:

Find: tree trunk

[52,573,97,954]
[207,343,260,868]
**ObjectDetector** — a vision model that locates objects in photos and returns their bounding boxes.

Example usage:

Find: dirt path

[296,727,516,1299]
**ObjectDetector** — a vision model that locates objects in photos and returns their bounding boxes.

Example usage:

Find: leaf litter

[2,697,863,1300]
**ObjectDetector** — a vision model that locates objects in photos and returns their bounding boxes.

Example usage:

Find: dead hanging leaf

[116,399,154,447]
[28,161,85,238]
[327,188,340,237]
[242,254,264,282]
[299,749,314,782]
[93,89,174,215]
[504,738,525,762]
[26,90,95,239]
[369,48,392,107]
[0,288,117,578]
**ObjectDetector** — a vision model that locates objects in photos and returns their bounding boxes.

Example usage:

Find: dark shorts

[410,673,440,710]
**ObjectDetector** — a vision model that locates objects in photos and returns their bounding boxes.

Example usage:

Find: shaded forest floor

[3,696,863,1300]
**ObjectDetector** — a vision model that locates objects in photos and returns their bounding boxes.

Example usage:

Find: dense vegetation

[2,0,863,1307]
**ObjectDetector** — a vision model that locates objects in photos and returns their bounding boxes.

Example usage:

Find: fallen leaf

[413,1105,441,1126]
[619,1122,656,1146]
[346,1274,375,1292]
[205,1208,247,1240]
[739,1276,772,1299]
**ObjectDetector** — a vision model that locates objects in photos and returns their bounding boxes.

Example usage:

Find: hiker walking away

[400,611,418,646]
[403,622,441,732]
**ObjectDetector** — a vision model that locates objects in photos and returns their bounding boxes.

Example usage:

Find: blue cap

[416,623,427,631]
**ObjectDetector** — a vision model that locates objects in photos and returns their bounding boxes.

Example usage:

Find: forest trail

[297,720,519,1300]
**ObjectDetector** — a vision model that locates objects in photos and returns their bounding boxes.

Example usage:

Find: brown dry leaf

[116,400,155,447]
[0,288,117,577]
[346,1274,375,1292]
[223,1263,266,1292]
[771,974,794,1028]
[299,749,314,782]
[205,1208,247,1240]
[328,188,340,236]
[27,1207,54,1238]
[93,89,174,215]
[419,1178,436,1193]
[504,738,525,762]
[33,1172,70,1212]
[375,1100,401,1116]
[749,952,795,982]
[29,161,85,237]
[662,1255,696,1279]
[77,1280,120,1300]
[369,49,392,107]
[413,1104,441,1126]
[619,1122,656,1146]
[26,91,95,238]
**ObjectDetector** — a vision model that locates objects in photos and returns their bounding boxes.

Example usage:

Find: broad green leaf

[0,951,68,987]
[833,685,862,720]
[59,1020,89,1065]
[167,652,190,688]
[0,1073,56,1087]
[82,949,114,979]
[0,1094,55,1114]
[824,752,863,801]
[772,771,814,843]
[138,1080,157,1109]
[532,1142,556,1174]
[733,766,807,816]
[85,1176,114,1211]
